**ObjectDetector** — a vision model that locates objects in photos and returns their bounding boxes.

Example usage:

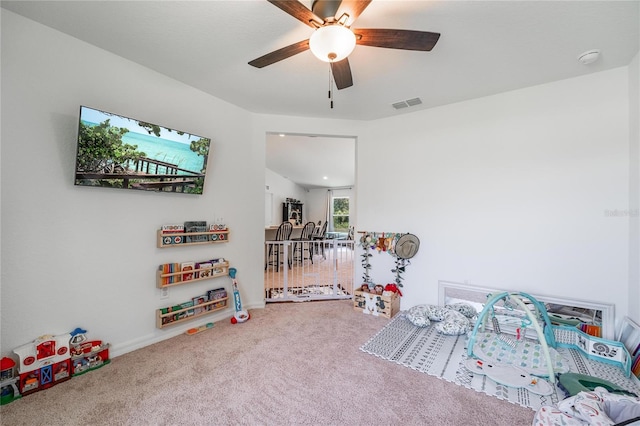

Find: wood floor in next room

[264,240,355,302]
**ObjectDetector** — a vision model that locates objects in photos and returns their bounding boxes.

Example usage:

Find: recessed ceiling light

[323,176,328,180]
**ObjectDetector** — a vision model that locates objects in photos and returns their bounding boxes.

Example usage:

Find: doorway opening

[264,132,356,301]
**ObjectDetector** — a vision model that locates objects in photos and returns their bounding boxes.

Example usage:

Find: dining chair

[265,221,293,271]
[292,221,316,265]
[311,220,328,258]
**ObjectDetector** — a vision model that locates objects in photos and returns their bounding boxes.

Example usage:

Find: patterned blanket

[360,314,640,412]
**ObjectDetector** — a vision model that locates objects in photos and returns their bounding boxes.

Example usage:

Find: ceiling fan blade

[334,0,372,27]
[354,28,441,51]
[248,40,310,68]
[267,0,324,28]
[330,58,353,90]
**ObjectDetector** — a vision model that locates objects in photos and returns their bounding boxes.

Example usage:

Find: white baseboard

[109,302,267,358]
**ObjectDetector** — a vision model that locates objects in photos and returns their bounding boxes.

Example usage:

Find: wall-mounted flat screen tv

[74,106,211,195]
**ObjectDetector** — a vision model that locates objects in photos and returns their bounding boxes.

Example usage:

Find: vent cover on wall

[392,97,423,110]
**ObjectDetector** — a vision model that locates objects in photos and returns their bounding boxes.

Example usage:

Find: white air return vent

[392,97,422,110]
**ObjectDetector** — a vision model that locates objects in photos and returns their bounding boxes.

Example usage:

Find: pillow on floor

[434,309,470,336]
[445,302,478,319]
[404,304,471,335]
[405,304,431,327]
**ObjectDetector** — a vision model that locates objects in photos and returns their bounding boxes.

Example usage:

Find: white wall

[0,11,265,357]
[357,68,632,317]
[265,168,307,227]
[629,52,640,322]
[305,189,330,225]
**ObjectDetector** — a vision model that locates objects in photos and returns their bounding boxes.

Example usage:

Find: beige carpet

[0,300,535,425]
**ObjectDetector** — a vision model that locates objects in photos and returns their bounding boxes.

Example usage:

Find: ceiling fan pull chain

[328,64,334,109]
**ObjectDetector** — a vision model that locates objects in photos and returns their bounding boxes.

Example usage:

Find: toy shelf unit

[157,259,229,289]
[156,287,228,329]
[157,221,229,248]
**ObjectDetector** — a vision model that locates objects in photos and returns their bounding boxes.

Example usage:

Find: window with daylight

[332,196,349,232]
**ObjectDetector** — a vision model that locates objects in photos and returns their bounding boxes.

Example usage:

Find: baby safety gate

[264,238,355,302]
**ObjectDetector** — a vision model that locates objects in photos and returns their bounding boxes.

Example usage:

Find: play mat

[360,313,640,412]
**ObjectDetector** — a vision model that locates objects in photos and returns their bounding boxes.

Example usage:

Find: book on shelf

[181,261,195,282]
[171,263,180,283]
[207,287,228,310]
[160,300,193,324]
[159,264,166,285]
[196,262,212,279]
[159,263,181,284]
[184,221,208,243]
[192,294,209,314]
[161,224,185,233]
[177,301,195,319]
[160,306,173,325]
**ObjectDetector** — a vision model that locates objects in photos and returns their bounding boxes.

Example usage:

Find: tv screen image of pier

[74,106,211,195]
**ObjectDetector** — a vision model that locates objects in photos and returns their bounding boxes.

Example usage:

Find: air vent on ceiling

[392,97,423,110]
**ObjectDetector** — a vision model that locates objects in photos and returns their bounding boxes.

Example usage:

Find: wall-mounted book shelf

[157,261,229,289]
[156,293,228,329]
[156,222,231,329]
[157,229,229,248]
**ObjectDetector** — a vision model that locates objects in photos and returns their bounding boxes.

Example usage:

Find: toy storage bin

[353,290,400,319]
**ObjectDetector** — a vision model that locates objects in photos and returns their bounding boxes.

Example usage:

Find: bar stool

[265,221,293,271]
[292,221,316,265]
[312,220,328,258]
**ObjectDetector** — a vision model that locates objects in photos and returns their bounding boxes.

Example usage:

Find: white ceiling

[266,133,355,189]
[2,0,639,189]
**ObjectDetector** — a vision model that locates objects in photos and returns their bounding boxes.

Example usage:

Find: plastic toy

[229,268,250,324]
[464,358,554,395]
[0,357,21,405]
[13,332,73,395]
[186,322,214,335]
[12,328,109,396]
[558,372,637,398]
[467,291,562,382]
[553,324,632,376]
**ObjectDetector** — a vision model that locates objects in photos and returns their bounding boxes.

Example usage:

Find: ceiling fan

[248,0,441,90]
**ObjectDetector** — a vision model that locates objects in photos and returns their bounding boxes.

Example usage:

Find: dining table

[264,224,306,241]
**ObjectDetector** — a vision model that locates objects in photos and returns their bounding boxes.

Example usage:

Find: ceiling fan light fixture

[309,25,356,62]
